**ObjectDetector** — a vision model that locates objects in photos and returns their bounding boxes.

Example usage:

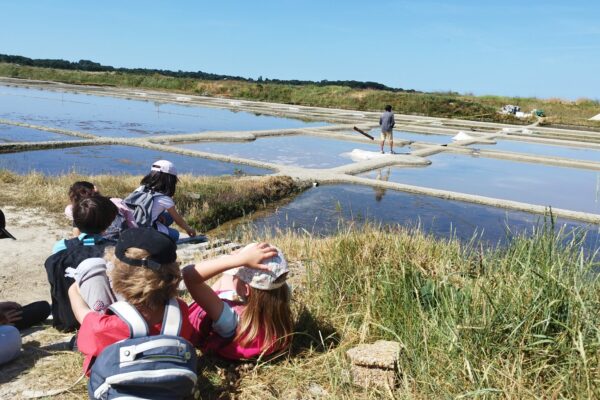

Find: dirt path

[0,206,70,304]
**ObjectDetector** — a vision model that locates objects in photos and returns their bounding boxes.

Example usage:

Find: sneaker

[380,150,385,154]
[69,334,78,352]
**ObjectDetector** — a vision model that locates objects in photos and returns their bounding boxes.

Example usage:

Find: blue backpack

[88,299,198,400]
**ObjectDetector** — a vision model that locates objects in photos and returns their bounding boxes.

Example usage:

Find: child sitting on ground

[46,195,119,331]
[65,181,136,239]
[183,242,293,360]
[68,227,194,374]
[125,160,196,242]
[53,195,118,254]
[64,181,98,237]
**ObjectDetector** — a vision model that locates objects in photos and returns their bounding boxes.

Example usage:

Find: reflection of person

[379,105,395,154]
[374,168,391,202]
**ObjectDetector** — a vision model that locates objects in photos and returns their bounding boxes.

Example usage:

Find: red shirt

[77,298,193,374]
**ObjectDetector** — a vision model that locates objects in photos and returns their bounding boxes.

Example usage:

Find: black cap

[0,209,16,240]
[115,228,177,270]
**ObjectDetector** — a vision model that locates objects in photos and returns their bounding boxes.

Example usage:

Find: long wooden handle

[353,126,374,140]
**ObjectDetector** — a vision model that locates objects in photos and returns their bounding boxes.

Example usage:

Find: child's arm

[68,283,92,324]
[182,243,277,321]
[166,206,196,237]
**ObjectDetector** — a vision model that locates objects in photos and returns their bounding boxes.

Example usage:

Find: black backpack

[123,187,159,229]
[44,235,115,332]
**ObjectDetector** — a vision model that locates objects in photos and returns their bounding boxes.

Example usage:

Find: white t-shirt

[135,186,175,234]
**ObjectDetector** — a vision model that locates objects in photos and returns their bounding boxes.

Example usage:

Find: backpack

[103,198,138,240]
[88,299,198,400]
[44,236,115,332]
[123,188,159,228]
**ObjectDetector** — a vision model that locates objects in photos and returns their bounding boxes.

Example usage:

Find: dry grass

[0,170,306,231]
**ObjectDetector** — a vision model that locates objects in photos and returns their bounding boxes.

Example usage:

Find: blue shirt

[51,233,103,254]
[379,111,395,133]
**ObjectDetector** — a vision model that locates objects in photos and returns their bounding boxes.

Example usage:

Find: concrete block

[346,340,400,389]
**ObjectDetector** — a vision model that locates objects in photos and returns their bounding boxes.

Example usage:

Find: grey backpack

[123,188,158,228]
[88,299,198,400]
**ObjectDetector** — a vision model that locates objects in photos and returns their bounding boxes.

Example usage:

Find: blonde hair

[106,247,181,311]
[235,274,293,353]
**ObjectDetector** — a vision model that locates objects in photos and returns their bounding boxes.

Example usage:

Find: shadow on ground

[190,307,340,399]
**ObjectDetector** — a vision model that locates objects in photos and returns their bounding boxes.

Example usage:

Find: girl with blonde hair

[183,242,293,359]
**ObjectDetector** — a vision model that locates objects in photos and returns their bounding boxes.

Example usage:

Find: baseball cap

[115,227,177,270]
[0,209,16,240]
[151,160,177,176]
[226,244,289,290]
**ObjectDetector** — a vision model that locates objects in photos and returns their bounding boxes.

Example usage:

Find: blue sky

[1,1,598,99]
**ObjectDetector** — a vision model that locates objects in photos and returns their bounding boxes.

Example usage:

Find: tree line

[0,53,415,93]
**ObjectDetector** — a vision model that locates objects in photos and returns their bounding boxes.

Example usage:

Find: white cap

[151,160,177,176]
[225,244,289,290]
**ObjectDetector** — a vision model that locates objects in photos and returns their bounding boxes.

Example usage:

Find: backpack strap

[108,302,149,338]
[161,298,182,336]
[64,235,109,251]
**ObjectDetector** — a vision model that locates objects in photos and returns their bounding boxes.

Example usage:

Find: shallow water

[177,135,392,168]
[359,153,600,214]
[0,85,327,137]
[249,184,600,250]
[0,145,271,176]
[366,129,454,145]
[0,124,80,142]
[476,139,600,162]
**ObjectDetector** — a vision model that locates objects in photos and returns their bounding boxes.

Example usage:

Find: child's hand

[0,309,22,325]
[186,228,197,237]
[236,242,278,270]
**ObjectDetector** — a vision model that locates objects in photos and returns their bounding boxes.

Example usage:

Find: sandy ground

[0,207,77,399]
[0,206,70,305]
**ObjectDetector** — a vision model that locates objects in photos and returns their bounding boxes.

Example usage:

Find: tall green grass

[229,224,600,398]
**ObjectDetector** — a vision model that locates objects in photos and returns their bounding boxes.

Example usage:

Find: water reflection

[178,135,390,168]
[250,184,600,251]
[0,124,79,142]
[0,85,328,137]
[360,153,600,214]
[0,145,271,176]
[373,168,391,202]
[477,139,600,162]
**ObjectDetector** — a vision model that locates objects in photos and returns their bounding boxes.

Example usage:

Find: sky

[1,0,599,99]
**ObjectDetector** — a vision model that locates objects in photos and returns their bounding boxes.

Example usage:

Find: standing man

[379,105,395,154]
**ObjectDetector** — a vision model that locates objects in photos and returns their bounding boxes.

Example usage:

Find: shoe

[69,334,78,352]
[390,150,397,154]
[381,151,385,154]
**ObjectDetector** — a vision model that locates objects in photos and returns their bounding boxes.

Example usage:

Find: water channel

[1,84,598,251]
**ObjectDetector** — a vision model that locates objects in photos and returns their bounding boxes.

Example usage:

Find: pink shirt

[188,292,283,360]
